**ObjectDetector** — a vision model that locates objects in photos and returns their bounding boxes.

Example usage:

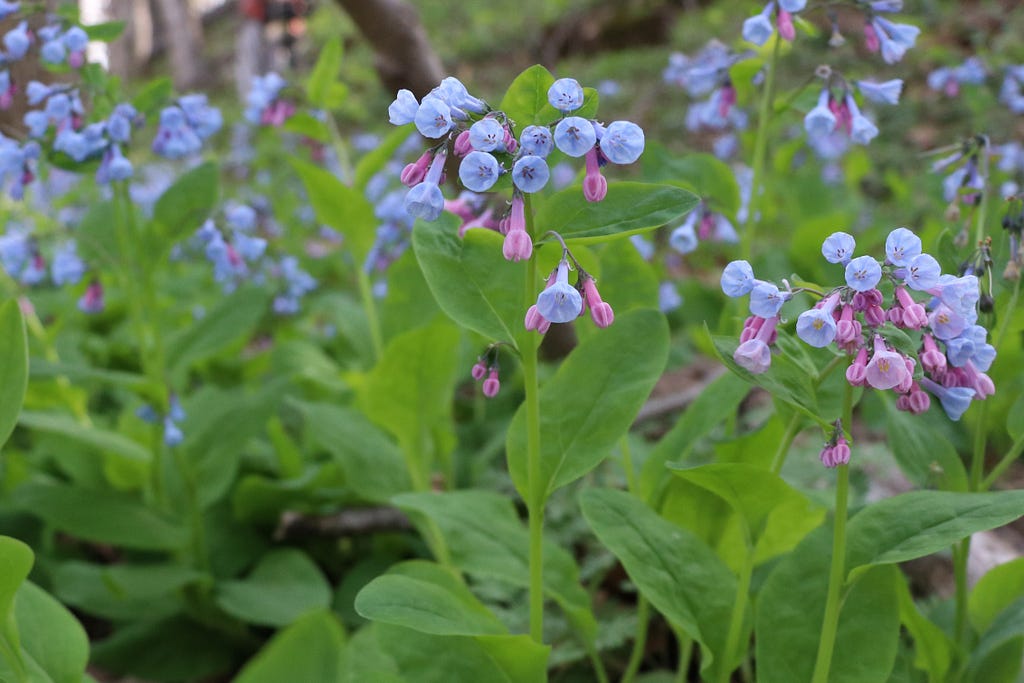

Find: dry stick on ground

[275,506,412,541]
[333,0,445,98]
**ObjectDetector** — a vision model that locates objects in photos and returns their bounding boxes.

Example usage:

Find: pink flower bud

[777,9,796,41]
[864,304,886,327]
[524,304,551,334]
[846,346,868,386]
[502,229,533,262]
[583,148,607,202]
[453,130,473,157]
[831,436,851,466]
[863,21,880,53]
[482,368,500,398]
[471,360,487,381]
[401,151,433,187]
[582,277,614,328]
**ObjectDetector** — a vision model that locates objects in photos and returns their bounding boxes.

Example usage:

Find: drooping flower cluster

[1002,194,1023,280]
[245,72,295,126]
[525,240,614,334]
[0,9,88,112]
[663,40,749,151]
[136,396,186,448]
[470,346,503,399]
[387,75,645,261]
[927,57,986,97]
[722,227,995,422]
[931,135,989,235]
[668,200,738,254]
[860,1,921,64]
[152,95,223,159]
[998,65,1024,115]
[804,68,903,148]
[743,0,807,46]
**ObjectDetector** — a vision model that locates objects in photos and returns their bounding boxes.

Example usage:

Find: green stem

[973,139,990,245]
[357,266,384,363]
[739,36,782,263]
[522,195,545,644]
[952,539,970,659]
[770,412,803,475]
[673,626,693,683]
[718,547,755,683]
[810,462,850,683]
[587,646,611,683]
[992,278,1021,350]
[621,595,650,683]
[981,432,1024,491]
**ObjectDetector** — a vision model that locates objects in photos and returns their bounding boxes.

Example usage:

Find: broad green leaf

[970,558,1024,633]
[91,616,240,682]
[846,490,1024,575]
[668,463,823,561]
[235,610,346,683]
[641,147,740,215]
[54,561,201,621]
[297,401,410,503]
[216,549,331,628]
[507,309,668,498]
[0,299,27,449]
[73,200,120,269]
[307,37,344,109]
[281,111,330,142]
[291,158,376,263]
[639,371,750,503]
[0,536,32,621]
[884,397,967,491]
[594,238,660,313]
[896,574,952,682]
[375,624,547,683]
[131,77,173,115]
[355,561,506,636]
[340,625,402,683]
[29,359,149,391]
[355,321,459,479]
[11,481,186,550]
[14,581,89,683]
[499,64,558,132]
[232,464,346,524]
[152,161,219,245]
[966,597,1024,683]
[580,488,737,680]
[83,20,124,41]
[534,182,697,244]
[354,124,415,192]
[379,249,441,344]
[756,526,901,683]
[412,217,526,345]
[18,411,149,467]
[166,287,270,374]
[392,490,596,644]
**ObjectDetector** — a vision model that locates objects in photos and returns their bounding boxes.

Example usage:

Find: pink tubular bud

[819,445,836,467]
[482,368,500,398]
[863,21,880,53]
[864,304,887,327]
[454,130,473,156]
[401,151,433,187]
[920,334,947,377]
[582,277,614,328]
[895,286,928,329]
[777,9,796,41]
[831,436,851,466]
[502,127,518,154]
[907,384,931,414]
[846,346,868,386]
[471,359,487,381]
[583,148,607,202]
[503,229,533,262]
[524,304,551,334]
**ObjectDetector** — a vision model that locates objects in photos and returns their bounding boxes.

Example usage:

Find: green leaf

[14,581,89,683]
[11,481,186,550]
[846,490,1024,574]
[594,238,660,313]
[232,464,346,523]
[507,309,668,498]
[380,249,441,343]
[355,321,459,478]
[499,64,559,132]
[235,610,346,683]
[354,124,415,192]
[896,573,953,682]
[291,157,376,263]
[29,359,150,391]
[412,217,526,344]
[215,549,332,628]
[534,182,698,244]
[755,526,901,683]
[966,597,1024,683]
[132,77,173,115]
[356,561,507,636]
[297,401,410,503]
[668,463,824,565]
[281,111,330,142]
[883,397,967,491]
[639,371,750,503]
[642,147,740,215]
[0,299,28,449]
[0,537,31,681]
[74,200,120,269]
[166,287,270,374]
[392,490,596,644]
[970,558,1024,633]
[580,488,737,680]
[83,20,125,42]
[53,561,201,621]
[152,161,219,246]
[18,411,150,468]
[307,37,344,109]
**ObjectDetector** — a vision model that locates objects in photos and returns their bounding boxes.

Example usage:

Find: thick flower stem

[621,595,650,683]
[718,547,755,683]
[810,462,850,683]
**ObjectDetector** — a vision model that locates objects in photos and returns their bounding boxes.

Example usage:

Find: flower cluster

[137,397,186,448]
[663,40,749,148]
[860,1,921,64]
[245,72,295,127]
[387,75,644,261]
[668,200,738,254]
[804,69,903,148]
[470,346,502,398]
[525,240,614,334]
[743,0,806,46]
[0,226,104,312]
[193,203,268,288]
[928,57,986,97]
[152,95,223,159]
[722,227,995,421]
[1003,194,1023,280]
[999,65,1024,115]
[818,421,851,468]
[1,10,87,112]
[932,135,988,228]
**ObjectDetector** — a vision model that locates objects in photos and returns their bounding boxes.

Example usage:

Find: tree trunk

[152,0,206,89]
[333,0,444,97]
